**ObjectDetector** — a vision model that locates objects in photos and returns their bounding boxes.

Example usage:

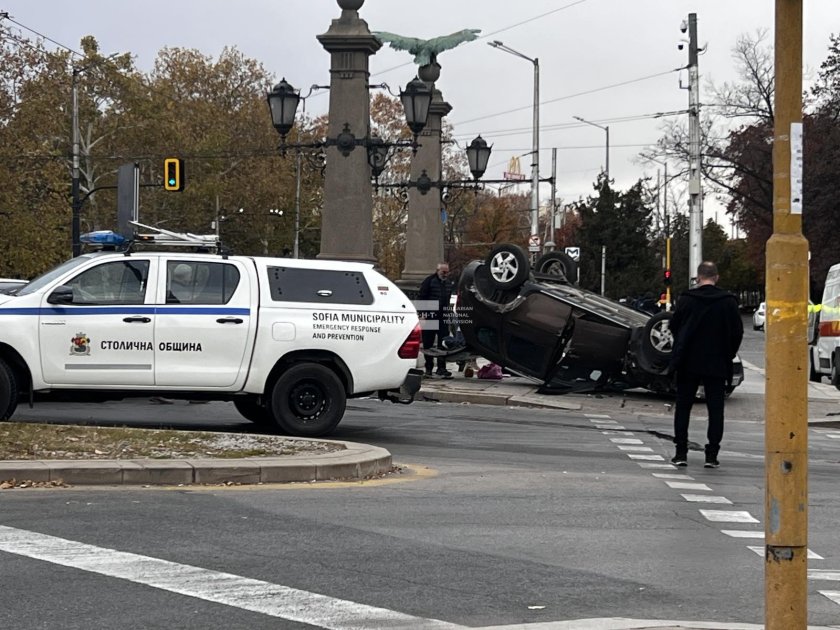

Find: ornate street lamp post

[267,0,432,264]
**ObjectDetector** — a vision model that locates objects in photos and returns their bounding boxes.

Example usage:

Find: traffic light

[163,158,184,191]
[664,268,672,286]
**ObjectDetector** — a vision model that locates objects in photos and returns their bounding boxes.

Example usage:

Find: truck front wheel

[0,358,19,421]
[233,398,277,430]
[270,364,346,437]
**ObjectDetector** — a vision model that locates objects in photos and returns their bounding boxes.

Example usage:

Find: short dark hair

[697,261,719,279]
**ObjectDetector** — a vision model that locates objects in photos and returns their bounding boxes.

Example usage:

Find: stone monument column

[397,63,452,291]
[316,0,381,262]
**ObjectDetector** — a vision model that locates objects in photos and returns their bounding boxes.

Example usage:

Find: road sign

[528,234,541,252]
[565,247,580,262]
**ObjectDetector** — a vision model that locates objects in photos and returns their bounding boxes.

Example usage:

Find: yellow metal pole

[766,1,808,628]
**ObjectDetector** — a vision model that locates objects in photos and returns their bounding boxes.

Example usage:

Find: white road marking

[652,473,695,480]
[626,454,664,461]
[601,430,635,436]
[699,510,760,523]
[609,438,643,444]
[809,570,840,581]
[596,424,625,430]
[746,546,823,560]
[821,591,840,606]
[681,494,732,504]
[665,481,711,491]
[616,446,654,452]
[585,414,612,419]
[0,526,462,630]
[637,463,675,469]
[826,434,840,439]
[721,530,764,539]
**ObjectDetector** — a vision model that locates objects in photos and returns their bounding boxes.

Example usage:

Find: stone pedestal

[316,0,380,262]
[397,68,452,292]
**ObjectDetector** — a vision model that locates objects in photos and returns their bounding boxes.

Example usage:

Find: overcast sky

[3,0,838,228]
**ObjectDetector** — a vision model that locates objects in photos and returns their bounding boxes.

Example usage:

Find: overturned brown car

[454,243,743,395]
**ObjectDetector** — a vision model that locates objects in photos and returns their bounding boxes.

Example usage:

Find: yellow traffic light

[163,158,184,191]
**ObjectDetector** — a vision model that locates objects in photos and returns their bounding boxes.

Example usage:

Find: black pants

[673,371,726,454]
[422,325,447,373]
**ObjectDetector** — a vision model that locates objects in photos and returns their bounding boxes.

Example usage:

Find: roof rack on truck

[79,222,226,256]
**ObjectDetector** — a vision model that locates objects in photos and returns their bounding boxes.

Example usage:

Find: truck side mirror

[47,285,75,305]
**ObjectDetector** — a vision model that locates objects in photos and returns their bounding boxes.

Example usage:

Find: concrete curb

[0,441,392,487]
[419,383,582,411]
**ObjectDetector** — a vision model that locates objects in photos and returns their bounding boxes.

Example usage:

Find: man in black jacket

[418,263,453,378]
[668,261,743,468]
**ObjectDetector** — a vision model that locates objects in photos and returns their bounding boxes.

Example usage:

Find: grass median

[0,422,343,460]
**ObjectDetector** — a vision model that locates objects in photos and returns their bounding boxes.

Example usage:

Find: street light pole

[573,115,610,182]
[71,67,81,257]
[489,41,540,249]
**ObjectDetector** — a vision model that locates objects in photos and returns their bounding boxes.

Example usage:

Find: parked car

[455,243,743,396]
[0,278,27,295]
[753,302,766,331]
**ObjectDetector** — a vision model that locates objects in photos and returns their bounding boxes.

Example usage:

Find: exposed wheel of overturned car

[533,251,577,284]
[486,243,530,290]
[640,311,674,370]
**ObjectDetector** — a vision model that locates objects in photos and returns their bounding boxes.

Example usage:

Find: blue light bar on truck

[79,231,127,246]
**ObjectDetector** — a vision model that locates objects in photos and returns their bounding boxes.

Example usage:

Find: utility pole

[550,148,557,240]
[530,56,540,255]
[71,68,81,257]
[765,1,808,628]
[600,245,606,296]
[293,150,302,259]
[685,13,703,284]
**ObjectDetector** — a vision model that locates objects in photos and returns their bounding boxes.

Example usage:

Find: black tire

[809,352,821,383]
[831,351,840,390]
[0,358,19,421]
[233,398,276,428]
[534,251,577,284]
[640,311,674,368]
[270,364,346,437]
[485,243,530,291]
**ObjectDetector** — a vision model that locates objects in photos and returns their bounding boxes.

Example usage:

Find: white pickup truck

[0,247,422,436]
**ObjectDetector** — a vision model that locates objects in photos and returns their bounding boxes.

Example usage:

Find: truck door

[154,259,254,387]
[39,259,155,385]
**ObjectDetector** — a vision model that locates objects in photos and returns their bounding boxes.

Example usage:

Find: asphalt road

[1,324,840,629]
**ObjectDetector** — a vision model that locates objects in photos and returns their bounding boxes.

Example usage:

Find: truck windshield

[15,256,93,297]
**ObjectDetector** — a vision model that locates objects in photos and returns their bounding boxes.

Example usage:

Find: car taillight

[819,320,840,337]
[398,324,422,359]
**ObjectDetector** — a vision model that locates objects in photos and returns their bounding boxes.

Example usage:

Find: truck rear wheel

[270,364,346,437]
[0,358,19,421]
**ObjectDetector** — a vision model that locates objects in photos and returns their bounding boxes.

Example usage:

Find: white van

[809,263,840,386]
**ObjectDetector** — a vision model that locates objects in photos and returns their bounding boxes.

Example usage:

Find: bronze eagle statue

[373,29,481,66]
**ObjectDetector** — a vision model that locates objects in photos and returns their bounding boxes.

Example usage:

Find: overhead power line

[454,68,683,128]
[4,15,83,57]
